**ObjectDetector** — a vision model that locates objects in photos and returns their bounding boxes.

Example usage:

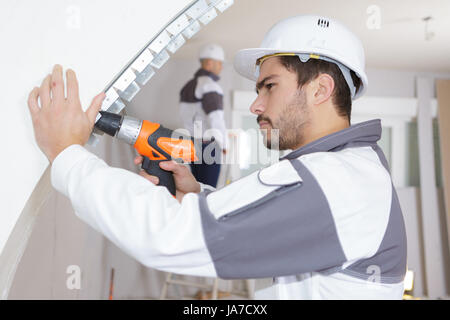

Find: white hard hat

[199,43,225,62]
[234,15,368,99]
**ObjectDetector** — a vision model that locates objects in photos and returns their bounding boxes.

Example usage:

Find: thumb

[87,92,106,124]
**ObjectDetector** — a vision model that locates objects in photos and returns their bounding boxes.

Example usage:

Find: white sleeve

[198,182,216,193]
[51,144,217,277]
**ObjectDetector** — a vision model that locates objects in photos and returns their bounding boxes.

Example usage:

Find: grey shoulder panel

[198,159,347,279]
[341,144,407,284]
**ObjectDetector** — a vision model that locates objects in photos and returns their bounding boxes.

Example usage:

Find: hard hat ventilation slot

[317,19,329,28]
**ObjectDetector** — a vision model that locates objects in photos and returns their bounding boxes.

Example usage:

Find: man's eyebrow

[256,75,279,92]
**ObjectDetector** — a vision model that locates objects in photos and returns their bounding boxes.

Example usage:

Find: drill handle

[141,157,176,196]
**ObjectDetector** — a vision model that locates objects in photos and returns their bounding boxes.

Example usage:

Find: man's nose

[250,95,265,115]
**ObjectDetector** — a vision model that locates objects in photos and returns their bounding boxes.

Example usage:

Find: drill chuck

[96,111,122,136]
[116,116,142,146]
[95,111,142,146]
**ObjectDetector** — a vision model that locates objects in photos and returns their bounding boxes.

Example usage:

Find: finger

[66,69,80,103]
[39,74,51,109]
[86,92,106,125]
[139,170,159,184]
[27,87,40,117]
[51,64,65,105]
[159,160,183,174]
[134,155,143,165]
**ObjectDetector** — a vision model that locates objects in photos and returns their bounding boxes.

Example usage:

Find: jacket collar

[281,119,382,160]
[195,68,220,81]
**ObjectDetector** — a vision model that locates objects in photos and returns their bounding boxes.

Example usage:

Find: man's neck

[293,119,350,150]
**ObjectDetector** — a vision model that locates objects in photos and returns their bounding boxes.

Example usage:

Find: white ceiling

[174,0,450,72]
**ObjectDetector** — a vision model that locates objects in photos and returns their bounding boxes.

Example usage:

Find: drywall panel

[436,80,450,258]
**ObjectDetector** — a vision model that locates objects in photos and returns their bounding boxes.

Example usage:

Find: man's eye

[266,83,274,90]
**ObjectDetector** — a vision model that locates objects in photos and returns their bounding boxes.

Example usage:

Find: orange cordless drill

[95,111,198,196]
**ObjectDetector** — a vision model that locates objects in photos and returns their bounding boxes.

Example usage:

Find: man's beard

[257,89,310,150]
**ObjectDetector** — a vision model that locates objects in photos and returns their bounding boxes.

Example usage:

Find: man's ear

[310,73,334,105]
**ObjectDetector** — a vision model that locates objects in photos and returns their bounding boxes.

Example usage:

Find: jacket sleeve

[51,145,217,277]
[198,182,216,193]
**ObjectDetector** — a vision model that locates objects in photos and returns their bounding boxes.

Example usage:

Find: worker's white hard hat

[199,43,225,62]
[234,15,368,99]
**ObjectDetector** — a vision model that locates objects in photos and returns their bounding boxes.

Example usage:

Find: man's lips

[257,115,272,129]
[258,121,270,127]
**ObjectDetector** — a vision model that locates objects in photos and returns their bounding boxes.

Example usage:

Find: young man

[28,15,407,299]
[179,43,227,188]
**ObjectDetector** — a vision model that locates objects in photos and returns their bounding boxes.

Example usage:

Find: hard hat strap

[256,52,297,66]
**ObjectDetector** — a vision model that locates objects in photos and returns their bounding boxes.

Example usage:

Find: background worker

[179,43,227,188]
[27,15,406,299]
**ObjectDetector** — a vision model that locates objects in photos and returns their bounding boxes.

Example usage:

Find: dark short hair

[278,56,362,122]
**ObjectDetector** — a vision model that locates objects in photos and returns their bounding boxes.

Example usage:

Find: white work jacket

[51,119,407,299]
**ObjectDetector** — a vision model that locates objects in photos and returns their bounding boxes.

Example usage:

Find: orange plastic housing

[134,120,165,160]
[158,137,198,162]
[134,120,197,162]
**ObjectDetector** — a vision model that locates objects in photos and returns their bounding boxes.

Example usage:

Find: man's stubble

[261,88,310,150]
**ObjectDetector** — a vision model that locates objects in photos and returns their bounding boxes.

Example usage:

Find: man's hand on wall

[27,65,105,163]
